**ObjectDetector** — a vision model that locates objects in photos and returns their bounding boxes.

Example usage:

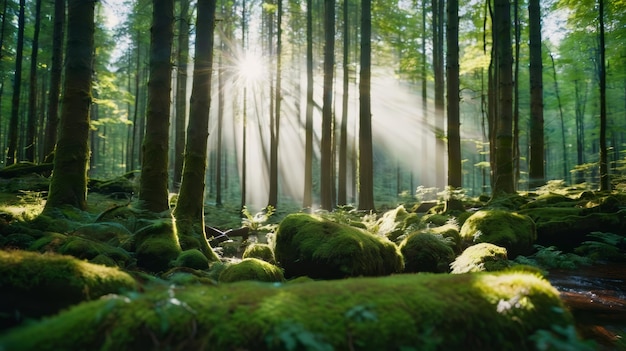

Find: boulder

[460,210,536,257]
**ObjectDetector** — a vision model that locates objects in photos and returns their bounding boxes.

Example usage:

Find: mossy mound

[274,213,404,279]
[172,249,210,270]
[242,243,276,264]
[521,192,577,209]
[71,222,133,246]
[59,236,133,267]
[0,271,574,351]
[429,222,462,253]
[218,258,285,283]
[0,249,137,329]
[450,243,511,274]
[399,232,455,273]
[460,210,536,257]
[89,171,138,196]
[375,205,420,241]
[133,219,182,273]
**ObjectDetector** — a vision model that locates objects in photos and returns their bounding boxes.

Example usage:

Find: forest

[0,0,625,349]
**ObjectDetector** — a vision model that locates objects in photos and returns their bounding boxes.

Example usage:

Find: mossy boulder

[450,243,511,274]
[133,219,182,273]
[242,243,276,264]
[375,205,420,241]
[172,249,210,270]
[0,271,574,351]
[71,222,133,246]
[430,222,462,253]
[218,258,285,283]
[460,210,536,257]
[399,232,455,273]
[0,249,137,329]
[274,213,404,279]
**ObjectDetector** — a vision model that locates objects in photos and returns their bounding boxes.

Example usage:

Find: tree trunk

[240,0,248,211]
[303,0,314,209]
[337,0,349,206]
[320,0,335,210]
[43,0,94,212]
[358,0,374,211]
[574,80,587,184]
[173,0,218,261]
[598,0,609,191]
[173,0,191,190]
[26,0,42,162]
[43,0,65,161]
[432,0,445,190]
[492,0,514,195]
[549,53,568,184]
[268,0,282,208]
[445,0,463,212]
[139,0,174,213]
[6,0,25,165]
[528,0,545,190]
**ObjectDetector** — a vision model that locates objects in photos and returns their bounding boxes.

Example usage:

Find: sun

[234,51,266,85]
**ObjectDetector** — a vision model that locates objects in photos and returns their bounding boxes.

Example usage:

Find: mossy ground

[0,271,572,351]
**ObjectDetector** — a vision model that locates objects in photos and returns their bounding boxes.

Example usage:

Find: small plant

[530,324,596,351]
[515,245,590,270]
[265,321,334,351]
[575,232,626,262]
[437,186,467,202]
[241,205,276,233]
[415,186,439,202]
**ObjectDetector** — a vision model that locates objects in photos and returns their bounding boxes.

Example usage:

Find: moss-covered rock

[172,249,210,270]
[242,243,276,264]
[72,222,133,246]
[375,205,419,241]
[218,258,285,283]
[460,210,536,257]
[2,233,35,249]
[450,243,511,274]
[133,219,182,273]
[0,249,137,329]
[274,213,404,279]
[430,222,462,253]
[28,232,67,252]
[58,236,133,267]
[0,271,574,351]
[399,232,455,273]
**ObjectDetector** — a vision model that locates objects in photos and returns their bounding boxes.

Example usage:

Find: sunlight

[234,51,266,85]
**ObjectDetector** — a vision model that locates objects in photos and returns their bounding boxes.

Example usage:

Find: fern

[575,232,626,262]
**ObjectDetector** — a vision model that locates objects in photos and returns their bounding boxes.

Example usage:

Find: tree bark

[338,0,349,206]
[358,0,375,211]
[26,0,42,162]
[43,0,65,161]
[173,0,191,190]
[320,0,335,210]
[528,0,545,190]
[139,0,174,213]
[598,0,609,191]
[6,0,25,165]
[268,0,282,208]
[303,0,314,209]
[44,0,94,212]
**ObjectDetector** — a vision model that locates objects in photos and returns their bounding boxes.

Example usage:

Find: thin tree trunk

[26,0,42,162]
[598,0,609,191]
[240,0,248,211]
[268,0,282,208]
[6,0,25,165]
[358,0,374,211]
[173,0,191,190]
[549,53,568,183]
[320,0,335,210]
[139,0,174,212]
[338,0,349,206]
[303,0,314,209]
[43,0,65,161]
[574,80,587,184]
[44,0,94,212]
[528,0,544,189]
[513,0,520,188]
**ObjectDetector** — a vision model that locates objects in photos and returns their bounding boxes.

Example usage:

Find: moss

[0,271,573,351]
[72,222,133,246]
[274,213,404,279]
[3,233,36,249]
[133,219,182,273]
[59,236,133,267]
[430,223,462,253]
[0,249,137,329]
[521,193,576,209]
[451,243,511,274]
[460,210,536,257]
[375,205,412,241]
[172,249,210,270]
[399,232,455,273]
[421,213,450,226]
[218,258,285,283]
[242,243,276,264]
[28,232,67,252]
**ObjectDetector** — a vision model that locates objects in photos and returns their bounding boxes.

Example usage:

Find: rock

[218,258,284,283]
[460,210,536,257]
[399,232,455,273]
[450,243,511,274]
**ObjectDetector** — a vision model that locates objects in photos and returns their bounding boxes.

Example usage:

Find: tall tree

[43,0,65,161]
[240,0,248,211]
[303,0,314,209]
[492,0,514,195]
[598,0,608,191]
[43,0,94,212]
[358,0,374,211]
[173,0,191,189]
[445,0,462,212]
[268,0,282,208]
[6,0,25,165]
[173,0,219,261]
[528,0,544,189]
[139,0,174,212]
[338,0,349,206]
[320,0,335,210]
[25,0,42,162]
[432,0,445,189]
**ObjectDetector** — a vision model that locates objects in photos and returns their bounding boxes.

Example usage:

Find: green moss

[430,223,462,253]
[59,236,133,267]
[218,258,285,283]
[0,249,137,329]
[28,232,67,252]
[0,271,573,351]
[72,222,133,246]
[451,243,511,274]
[242,243,276,264]
[421,213,450,226]
[274,213,404,279]
[133,219,182,273]
[375,205,412,241]
[460,210,536,257]
[172,249,210,270]
[399,232,455,273]
[3,233,35,249]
